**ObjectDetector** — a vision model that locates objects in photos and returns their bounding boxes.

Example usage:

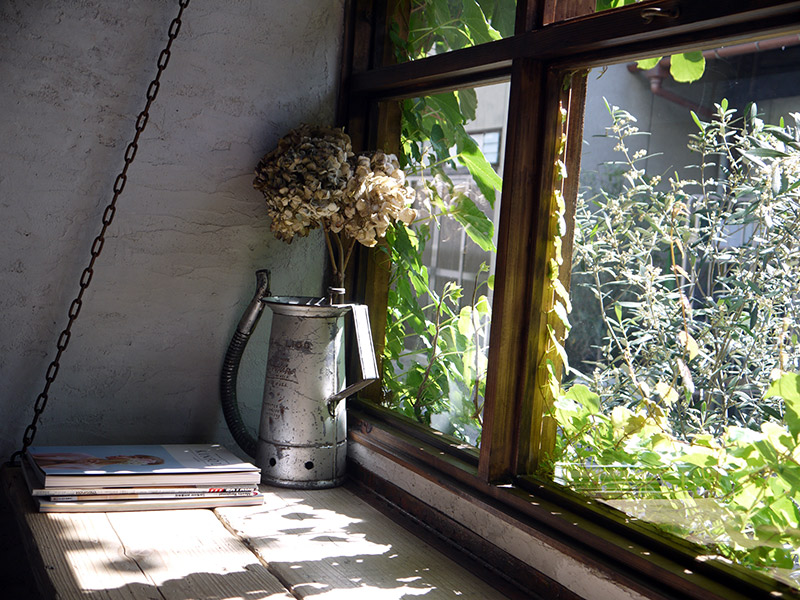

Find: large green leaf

[389,224,430,295]
[595,0,635,11]
[428,1,471,52]
[637,57,661,71]
[766,372,800,438]
[670,52,706,83]
[456,131,503,207]
[457,88,478,122]
[429,123,451,163]
[462,0,502,45]
[678,449,719,468]
[564,384,601,414]
[478,0,516,37]
[430,92,466,130]
[451,195,496,252]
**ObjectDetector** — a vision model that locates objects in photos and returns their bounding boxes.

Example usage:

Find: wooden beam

[478,57,546,483]
[349,0,800,101]
[514,67,566,475]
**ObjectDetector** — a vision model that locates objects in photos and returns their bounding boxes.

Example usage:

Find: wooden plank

[217,485,510,599]
[3,466,64,600]
[104,509,293,600]
[3,466,152,599]
[2,466,292,600]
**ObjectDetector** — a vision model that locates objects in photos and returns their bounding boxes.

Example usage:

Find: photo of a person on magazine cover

[30,452,165,469]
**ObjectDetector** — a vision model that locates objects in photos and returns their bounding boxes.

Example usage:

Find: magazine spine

[51,490,259,502]
[32,486,258,497]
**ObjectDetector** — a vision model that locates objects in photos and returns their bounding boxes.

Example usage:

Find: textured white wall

[0,0,344,460]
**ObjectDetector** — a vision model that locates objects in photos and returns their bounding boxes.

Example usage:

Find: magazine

[33,492,265,513]
[47,490,260,502]
[32,484,258,497]
[21,460,258,497]
[25,444,261,488]
[21,464,258,501]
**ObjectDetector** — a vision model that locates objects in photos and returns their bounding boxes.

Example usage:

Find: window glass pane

[382,82,508,446]
[390,1,516,63]
[557,37,800,587]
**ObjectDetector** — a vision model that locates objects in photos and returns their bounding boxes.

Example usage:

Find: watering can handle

[327,304,379,412]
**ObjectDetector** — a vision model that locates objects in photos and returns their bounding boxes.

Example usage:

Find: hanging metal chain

[9,0,190,466]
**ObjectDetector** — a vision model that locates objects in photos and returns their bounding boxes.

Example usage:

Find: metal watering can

[220,269,378,488]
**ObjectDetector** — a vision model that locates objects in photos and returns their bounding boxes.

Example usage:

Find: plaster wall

[0,0,344,460]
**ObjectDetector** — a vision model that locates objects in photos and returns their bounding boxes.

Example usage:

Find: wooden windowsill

[1,465,511,600]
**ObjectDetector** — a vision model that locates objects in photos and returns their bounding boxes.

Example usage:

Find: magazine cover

[25,444,260,487]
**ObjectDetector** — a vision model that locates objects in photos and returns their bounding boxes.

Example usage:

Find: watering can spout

[237,269,271,334]
[220,269,272,459]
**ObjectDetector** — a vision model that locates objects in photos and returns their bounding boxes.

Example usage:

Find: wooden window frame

[338,1,800,598]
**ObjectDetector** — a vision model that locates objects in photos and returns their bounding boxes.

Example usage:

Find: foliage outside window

[362,0,800,594]
[379,0,513,445]
[555,89,800,583]
[379,0,713,447]
[381,86,502,444]
[389,0,516,63]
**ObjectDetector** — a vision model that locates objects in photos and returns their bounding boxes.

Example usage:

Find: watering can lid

[264,296,353,316]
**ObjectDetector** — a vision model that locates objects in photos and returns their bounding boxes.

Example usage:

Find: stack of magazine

[21,444,263,513]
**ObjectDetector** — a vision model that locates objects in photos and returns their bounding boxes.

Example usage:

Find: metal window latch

[641,7,679,24]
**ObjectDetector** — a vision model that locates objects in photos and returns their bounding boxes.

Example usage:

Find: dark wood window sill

[347,400,799,600]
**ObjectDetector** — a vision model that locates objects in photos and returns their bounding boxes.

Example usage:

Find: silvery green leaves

[561,101,800,580]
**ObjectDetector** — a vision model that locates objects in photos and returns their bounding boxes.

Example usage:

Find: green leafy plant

[380,158,495,442]
[595,0,706,82]
[383,219,492,441]
[390,0,515,63]
[381,1,511,443]
[554,101,800,582]
[570,100,800,436]
[554,374,800,581]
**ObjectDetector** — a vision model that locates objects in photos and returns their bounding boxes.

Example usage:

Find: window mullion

[478,57,548,483]
[515,0,545,32]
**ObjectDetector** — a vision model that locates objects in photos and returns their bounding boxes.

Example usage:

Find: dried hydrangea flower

[253,125,417,290]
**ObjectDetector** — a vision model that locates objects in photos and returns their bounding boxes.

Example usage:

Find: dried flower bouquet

[254,125,416,292]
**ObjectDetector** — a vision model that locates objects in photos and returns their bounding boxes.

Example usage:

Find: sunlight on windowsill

[214,486,501,598]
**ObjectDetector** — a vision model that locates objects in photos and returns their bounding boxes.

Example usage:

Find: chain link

[9,0,190,466]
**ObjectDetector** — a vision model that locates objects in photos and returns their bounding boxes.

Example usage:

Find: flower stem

[323,228,339,283]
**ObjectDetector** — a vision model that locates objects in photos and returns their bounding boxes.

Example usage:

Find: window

[380,83,507,445]
[468,129,503,165]
[560,41,800,588]
[340,1,800,597]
